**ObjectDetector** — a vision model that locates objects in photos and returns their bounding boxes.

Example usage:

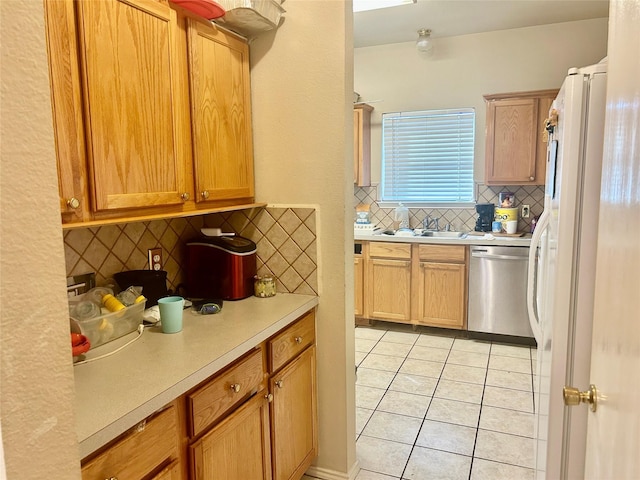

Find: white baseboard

[305,460,360,480]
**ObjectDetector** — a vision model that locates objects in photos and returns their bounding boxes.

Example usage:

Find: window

[380,108,475,206]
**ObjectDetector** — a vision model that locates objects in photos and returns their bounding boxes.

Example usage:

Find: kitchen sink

[379,229,466,238]
[421,231,465,238]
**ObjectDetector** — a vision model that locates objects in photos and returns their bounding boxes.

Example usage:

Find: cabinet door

[485,98,538,184]
[367,258,412,322]
[354,255,364,317]
[190,392,272,480]
[353,104,372,187]
[44,0,89,221]
[417,262,466,329]
[271,346,317,480]
[187,20,254,203]
[77,0,188,211]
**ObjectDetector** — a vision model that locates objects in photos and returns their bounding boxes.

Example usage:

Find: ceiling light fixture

[416,28,433,53]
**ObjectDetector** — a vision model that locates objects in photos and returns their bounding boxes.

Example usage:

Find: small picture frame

[499,192,516,208]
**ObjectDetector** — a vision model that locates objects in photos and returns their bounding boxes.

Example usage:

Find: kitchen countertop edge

[74,293,319,459]
[354,231,531,246]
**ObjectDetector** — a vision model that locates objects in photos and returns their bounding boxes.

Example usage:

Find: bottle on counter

[394,203,410,230]
[531,215,539,233]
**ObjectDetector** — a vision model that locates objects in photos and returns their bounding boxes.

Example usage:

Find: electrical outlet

[522,205,530,218]
[148,248,162,271]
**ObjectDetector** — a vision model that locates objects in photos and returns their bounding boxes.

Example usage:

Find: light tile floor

[305,323,537,480]
[352,324,536,480]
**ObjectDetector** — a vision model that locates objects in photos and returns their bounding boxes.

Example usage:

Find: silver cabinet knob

[529,176,535,181]
[230,383,241,393]
[201,190,210,200]
[66,197,80,209]
[265,393,273,402]
[275,380,284,388]
[180,192,190,201]
[294,336,303,344]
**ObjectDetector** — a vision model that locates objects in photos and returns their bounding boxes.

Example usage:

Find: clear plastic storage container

[70,300,146,349]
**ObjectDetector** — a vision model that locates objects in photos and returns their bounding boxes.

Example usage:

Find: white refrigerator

[527,61,607,480]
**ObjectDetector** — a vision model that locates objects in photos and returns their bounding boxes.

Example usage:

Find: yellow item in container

[103,293,125,312]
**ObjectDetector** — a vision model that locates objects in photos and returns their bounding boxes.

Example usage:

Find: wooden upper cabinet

[354,104,373,187]
[186,19,254,203]
[76,0,188,212]
[484,89,558,186]
[44,0,90,222]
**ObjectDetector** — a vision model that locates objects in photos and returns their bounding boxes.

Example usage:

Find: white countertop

[73,293,319,459]
[354,230,531,247]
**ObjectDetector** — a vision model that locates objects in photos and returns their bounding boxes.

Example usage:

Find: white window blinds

[381,108,475,204]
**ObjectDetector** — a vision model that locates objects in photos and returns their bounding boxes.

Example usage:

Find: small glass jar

[254,275,276,298]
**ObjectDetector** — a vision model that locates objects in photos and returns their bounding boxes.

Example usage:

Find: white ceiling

[354,0,609,48]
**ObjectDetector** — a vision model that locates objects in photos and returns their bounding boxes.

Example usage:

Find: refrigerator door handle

[527,209,549,342]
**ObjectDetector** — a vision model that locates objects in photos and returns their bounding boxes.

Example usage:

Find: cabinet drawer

[418,244,467,263]
[369,242,411,259]
[188,347,265,438]
[82,405,177,480]
[269,311,315,373]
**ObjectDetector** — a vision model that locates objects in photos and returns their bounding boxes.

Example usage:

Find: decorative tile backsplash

[354,184,545,233]
[64,207,318,296]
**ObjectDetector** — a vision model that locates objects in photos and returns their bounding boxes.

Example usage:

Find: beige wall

[0,1,81,478]
[354,17,609,184]
[250,1,357,477]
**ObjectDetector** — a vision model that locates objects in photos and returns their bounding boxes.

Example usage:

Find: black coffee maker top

[475,203,495,232]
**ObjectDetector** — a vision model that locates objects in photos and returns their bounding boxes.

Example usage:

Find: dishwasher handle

[471,251,528,261]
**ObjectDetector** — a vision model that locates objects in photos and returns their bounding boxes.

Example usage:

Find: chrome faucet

[423,215,440,231]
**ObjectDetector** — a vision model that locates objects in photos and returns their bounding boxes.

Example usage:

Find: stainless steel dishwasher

[468,245,534,338]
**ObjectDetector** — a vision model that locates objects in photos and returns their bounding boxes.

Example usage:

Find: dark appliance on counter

[186,235,257,300]
[113,270,168,307]
[474,203,495,232]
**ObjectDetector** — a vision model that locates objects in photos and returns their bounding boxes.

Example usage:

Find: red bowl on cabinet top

[172,0,225,19]
[71,333,90,357]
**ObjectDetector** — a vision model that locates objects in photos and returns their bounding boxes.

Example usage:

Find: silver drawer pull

[294,336,303,344]
[230,383,241,393]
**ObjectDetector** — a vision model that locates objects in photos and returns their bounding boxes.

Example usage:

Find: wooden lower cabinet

[81,310,317,480]
[366,242,412,322]
[270,346,317,480]
[81,404,180,480]
[416,261,467,329]
[186,309,317,480]
[413,244,468,329]
[357,241,468,329]
[190,391,272,480]
[354,255,364,317]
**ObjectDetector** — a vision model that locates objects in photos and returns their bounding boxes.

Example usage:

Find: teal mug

[157,296,185,334]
